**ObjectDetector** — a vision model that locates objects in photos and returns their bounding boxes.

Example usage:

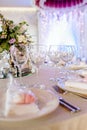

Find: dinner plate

[58,80,87,97]
[0,88,59,122]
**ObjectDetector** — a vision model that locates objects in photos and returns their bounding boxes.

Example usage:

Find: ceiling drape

[35,0,84,8]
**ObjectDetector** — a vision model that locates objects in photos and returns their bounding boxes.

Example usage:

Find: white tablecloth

[0,66,87,130]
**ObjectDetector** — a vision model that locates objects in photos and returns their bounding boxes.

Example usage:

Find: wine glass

[11,44,29,85]
[48,45,61,66]
[29,44,47,87]
[60,45,75,65]
[60,45,75,79]
[48,45,62,81]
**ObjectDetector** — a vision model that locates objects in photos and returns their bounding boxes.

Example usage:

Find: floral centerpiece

[0,13,32,52]
[0,13,32,78]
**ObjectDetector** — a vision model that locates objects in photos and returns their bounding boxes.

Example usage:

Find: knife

[53,85,80,112]
[59,97,80,112]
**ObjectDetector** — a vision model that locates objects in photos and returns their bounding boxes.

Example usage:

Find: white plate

[0,88,59,122]
[58,80,87,96]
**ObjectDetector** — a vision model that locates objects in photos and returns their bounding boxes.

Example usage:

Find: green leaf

[0,47,3,53]
[1,42,10,51]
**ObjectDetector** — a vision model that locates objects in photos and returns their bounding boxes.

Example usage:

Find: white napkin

[68,62,87,70]
[65,80,87,95]
[77,70,87,77]
[4,74,39,117]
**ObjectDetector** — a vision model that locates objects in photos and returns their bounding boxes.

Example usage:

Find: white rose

[19,24,27,33]
[17,35,27,43]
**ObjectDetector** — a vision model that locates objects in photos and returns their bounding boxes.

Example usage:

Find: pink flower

[9,38,16,44]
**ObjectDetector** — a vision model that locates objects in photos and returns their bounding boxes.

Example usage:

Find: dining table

[0,65,87,130]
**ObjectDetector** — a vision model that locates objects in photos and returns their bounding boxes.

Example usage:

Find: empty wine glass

[48,45,61,66]
[60,45,75,65]
[60,45,75,79]
[29,44,47,87]
[48,45,62,81]
[11,44,29,85]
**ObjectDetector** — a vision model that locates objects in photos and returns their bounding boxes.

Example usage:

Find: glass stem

[18,65,23,85]
[36,67,39,84]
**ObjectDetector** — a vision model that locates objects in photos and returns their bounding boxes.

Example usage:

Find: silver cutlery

[59,97,80,112]
[53,85,80,112]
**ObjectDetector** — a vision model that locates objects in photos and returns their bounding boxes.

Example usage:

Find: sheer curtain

[37,1,87,60]
[38,9,78,46]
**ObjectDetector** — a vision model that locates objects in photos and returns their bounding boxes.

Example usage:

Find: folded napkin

[68,62,87,70]
[65,80,87,95]
[77,70,87,77]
